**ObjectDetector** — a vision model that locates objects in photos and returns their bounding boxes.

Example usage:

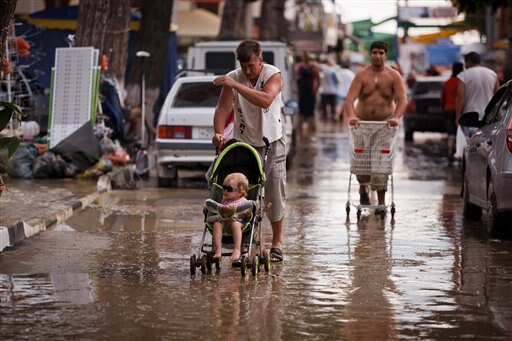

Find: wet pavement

[1,124,512,340]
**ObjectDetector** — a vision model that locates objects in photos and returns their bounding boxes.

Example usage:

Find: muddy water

[1,126,512,340]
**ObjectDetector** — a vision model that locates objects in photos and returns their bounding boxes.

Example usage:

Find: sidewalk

[0,171,114,252]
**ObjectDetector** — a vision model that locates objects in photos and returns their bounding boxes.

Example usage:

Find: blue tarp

[426,40,461,65]
[15,5,179,96]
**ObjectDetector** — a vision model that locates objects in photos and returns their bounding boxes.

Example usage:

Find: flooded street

[2,125,512,340]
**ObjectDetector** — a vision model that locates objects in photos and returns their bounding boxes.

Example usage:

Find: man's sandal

[270,247,283,263]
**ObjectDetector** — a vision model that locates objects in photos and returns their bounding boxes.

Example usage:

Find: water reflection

[342,215,397,339]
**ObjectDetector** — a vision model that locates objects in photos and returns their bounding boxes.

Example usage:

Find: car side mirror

[459,111,483,128]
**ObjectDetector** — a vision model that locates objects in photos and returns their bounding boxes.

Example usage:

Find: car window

[172,82,222,108]
[262,52,275,66]
[494,89,512,123]
[413,81,443,95]
[483,86,509,124]
[205,52,235,74]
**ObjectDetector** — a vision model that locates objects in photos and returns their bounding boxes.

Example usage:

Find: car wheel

[462,168,482,220]
[156,164,178,187]
[487,181,504,233]
[157,176,178,188]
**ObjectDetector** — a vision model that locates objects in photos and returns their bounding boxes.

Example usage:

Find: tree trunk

[74,0,131,85]
[218,0,245,40]
[0,0,17,63]
[102,0,131,88]
[125,0,174,134]
[259,0,287,42]
[74,0,110,53]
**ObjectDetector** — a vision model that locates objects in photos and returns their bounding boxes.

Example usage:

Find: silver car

[460,80,512,231]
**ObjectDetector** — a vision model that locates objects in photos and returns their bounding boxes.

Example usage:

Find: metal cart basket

[346,121,398,220]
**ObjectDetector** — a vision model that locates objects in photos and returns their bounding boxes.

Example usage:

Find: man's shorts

[254,136,286,222]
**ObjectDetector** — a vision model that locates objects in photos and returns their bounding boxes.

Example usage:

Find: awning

[176,8,220,38]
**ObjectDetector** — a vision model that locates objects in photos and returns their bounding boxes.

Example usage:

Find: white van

[187,41,297,106]
[186,40,298,167]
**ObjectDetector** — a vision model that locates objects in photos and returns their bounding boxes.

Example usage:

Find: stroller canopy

[210,141,266,185]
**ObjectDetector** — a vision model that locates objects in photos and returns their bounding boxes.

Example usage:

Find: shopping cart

[345,121,398,221]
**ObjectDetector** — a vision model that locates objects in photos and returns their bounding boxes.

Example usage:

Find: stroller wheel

[190,255,197,275]
[214,257,222,271]
[200,254,209,275]
[206,254,213,273]
[240,256,249,277]
[252,254,260,276]
[262,250,271,272]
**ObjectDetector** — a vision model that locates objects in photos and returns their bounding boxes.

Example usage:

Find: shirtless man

[345,41,407,211]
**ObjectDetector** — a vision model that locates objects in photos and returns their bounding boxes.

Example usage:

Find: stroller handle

[262,136,270,147]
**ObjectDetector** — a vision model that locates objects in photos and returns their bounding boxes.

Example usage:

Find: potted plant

[0,100,24,196]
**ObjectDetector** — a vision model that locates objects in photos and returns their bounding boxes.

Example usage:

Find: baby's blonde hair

[224,172,249,197]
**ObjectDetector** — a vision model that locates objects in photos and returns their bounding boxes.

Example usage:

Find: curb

[0,170,118,253]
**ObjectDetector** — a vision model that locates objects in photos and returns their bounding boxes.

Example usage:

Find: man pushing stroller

[212,39,286,264]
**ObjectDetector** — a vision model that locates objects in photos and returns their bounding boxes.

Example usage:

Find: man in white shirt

[212,39,286,263]
[456,51,499,138]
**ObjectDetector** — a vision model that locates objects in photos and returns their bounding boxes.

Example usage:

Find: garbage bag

[7,142,38,179]
[50,121,102,173]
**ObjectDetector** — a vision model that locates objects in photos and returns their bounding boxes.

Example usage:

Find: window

[205,52,235,74]
[413,81,443,96]
[262,52,274,66]
[172,83,222,108]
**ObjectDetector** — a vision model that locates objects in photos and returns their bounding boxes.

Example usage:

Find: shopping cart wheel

[241,256,248,277]
[252,254,260,276]
[190,254,197,275]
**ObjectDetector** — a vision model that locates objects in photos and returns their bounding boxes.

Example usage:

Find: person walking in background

[295,51,320,138]
[212,39,286,263]
[336,60,356,126]
[441,62,463,163]
[319,55,341,123]
[345,41,407,213]
[455,51,499,140]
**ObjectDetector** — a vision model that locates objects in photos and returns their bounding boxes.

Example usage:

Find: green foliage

[0,101,25,187]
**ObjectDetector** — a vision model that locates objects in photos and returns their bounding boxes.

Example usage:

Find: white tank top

[228,64,283,147]
[457,66,497,118]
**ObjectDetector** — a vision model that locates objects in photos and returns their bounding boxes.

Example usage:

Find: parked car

[459,79,512,232]
[156,75,296,187]
[403,75,449,142]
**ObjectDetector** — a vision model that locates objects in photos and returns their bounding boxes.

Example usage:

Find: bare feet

[213,248,222,259]
[230,249,241,262]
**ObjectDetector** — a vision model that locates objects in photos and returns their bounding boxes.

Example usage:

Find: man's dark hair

[464,51,481,65]
[370,41,388,53]
[452,62,464,77]
[236,39,262,63]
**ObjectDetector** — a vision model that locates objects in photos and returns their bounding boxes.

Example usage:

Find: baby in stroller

[191,140,271,276]
[205,172,253,262]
